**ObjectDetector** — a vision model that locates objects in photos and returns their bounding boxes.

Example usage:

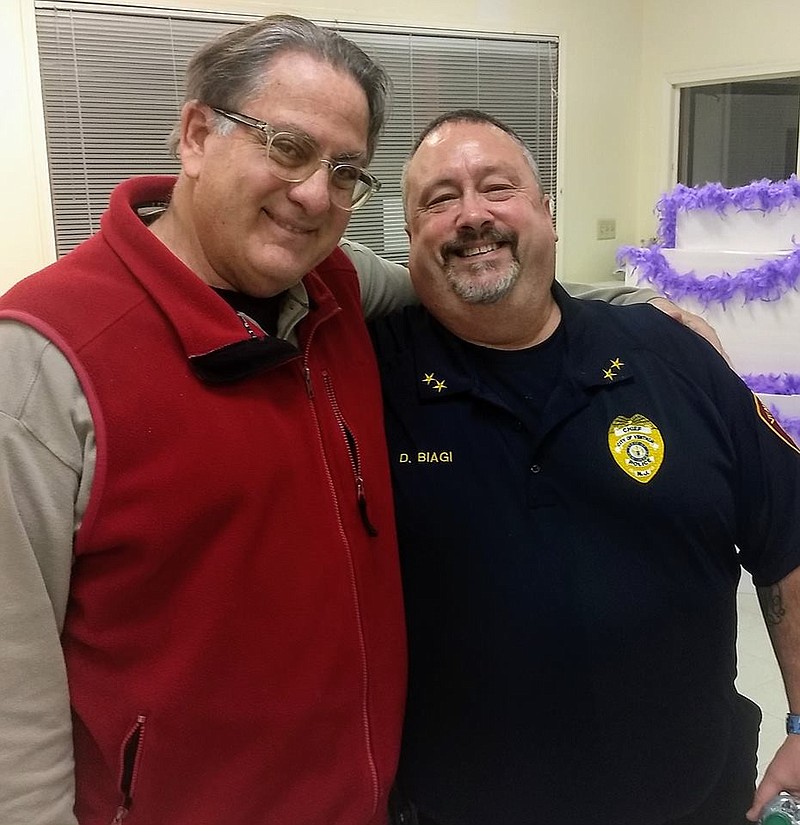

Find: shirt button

[530,464,542,474]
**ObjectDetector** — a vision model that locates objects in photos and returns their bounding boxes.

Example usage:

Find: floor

[736,575,787,779]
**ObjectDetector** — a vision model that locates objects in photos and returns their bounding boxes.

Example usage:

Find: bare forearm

[758,566,800,711]
[748,568,800,819]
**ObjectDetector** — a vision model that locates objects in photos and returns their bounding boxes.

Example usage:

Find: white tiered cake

[619,177,800,445]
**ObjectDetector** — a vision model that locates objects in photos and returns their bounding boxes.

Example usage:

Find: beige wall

[1,0,55,291]
[637,0,800,245]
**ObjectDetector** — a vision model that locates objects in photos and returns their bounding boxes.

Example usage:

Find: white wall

[1,1,56,291]
[637,0,800,245]
[1,0,644,291]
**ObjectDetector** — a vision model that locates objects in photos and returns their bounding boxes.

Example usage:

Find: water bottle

[761,792,800,824]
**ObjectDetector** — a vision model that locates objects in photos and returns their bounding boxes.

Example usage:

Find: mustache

[440,228,517,259]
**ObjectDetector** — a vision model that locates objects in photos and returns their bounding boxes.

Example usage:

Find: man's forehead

[411,121,526,178]
[244,51,370,150]
[418,122,520,163]
[426,119,509,145]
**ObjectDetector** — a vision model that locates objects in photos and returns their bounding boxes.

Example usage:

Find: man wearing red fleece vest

[0,14,715,825]
[0,15,406,825]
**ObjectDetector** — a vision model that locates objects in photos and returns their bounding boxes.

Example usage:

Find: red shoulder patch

[754,395,800,455]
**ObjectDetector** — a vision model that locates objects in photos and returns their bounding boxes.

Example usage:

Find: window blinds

[35,2,558,262]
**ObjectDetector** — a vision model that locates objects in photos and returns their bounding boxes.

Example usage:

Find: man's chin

[255,242,327,280]
[446,261,519,304]
[242,254,309,295]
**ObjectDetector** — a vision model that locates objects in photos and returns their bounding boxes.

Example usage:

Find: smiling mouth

[457,242,502,258]
[443,230,514,260]
[263,209,315,235]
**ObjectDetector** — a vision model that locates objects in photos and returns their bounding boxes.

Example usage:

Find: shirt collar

[408,281,637,402]
[101,176,342,383]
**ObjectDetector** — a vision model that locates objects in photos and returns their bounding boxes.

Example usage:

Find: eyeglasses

[211,107,381,211]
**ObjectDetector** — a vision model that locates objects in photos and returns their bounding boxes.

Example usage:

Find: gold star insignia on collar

[421,372,448,392]
[603,357,625,381]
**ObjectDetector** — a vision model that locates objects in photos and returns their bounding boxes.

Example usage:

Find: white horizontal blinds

[35,4,558,262]
[333,30,414,262]
[473,40,559,219]
[35,5,237,255]
[343,31,559,261]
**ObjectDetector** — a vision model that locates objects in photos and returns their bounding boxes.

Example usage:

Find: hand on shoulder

[647,297,729,364]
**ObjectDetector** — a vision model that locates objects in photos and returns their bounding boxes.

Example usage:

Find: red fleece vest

[0,177,406,825]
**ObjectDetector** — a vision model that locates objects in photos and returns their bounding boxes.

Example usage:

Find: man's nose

[455,190,492,231]
[287,166,332,215]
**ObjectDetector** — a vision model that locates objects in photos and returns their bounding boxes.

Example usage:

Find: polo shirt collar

[409,280,638,403]
[552,281,637,391]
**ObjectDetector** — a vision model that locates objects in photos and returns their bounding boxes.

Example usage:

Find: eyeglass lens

[266,132,372,208]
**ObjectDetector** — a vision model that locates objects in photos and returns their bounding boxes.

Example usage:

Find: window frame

[669,66,800,190]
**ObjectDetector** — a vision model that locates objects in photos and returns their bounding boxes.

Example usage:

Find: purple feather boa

[743,373,800,395]
[616,245,800,306]
[620,177,800,444]
[656,175,800,247]
[766,405,800,444]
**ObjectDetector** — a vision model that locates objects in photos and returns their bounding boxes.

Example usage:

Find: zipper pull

[356,476,378,537]
[110,806,129,824]
[303,365,314,398]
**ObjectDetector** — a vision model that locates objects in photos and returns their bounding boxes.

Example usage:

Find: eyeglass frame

[209,106,381,211]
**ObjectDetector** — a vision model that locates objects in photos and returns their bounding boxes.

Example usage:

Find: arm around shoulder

[561,279,727,358]
[560,279,658,306]
[338,238,417,320]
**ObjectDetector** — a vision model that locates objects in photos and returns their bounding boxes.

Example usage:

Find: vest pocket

[111,714,147,824]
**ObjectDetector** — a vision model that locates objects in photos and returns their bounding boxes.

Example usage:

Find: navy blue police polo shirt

[370,283,800,825]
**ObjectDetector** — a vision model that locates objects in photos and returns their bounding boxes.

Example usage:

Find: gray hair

[401,108,544,202]
[170,14,389,160]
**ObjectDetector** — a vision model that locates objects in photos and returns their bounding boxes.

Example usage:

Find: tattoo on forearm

[758,584,786,626]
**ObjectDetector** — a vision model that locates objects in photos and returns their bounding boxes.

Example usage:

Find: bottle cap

[763,812,793,825]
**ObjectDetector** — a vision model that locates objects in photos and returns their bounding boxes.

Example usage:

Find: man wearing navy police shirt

[372,109,800,825]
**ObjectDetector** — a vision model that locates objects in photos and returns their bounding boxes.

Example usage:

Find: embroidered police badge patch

[608,414,665,483]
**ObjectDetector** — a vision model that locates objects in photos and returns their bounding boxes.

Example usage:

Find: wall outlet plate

[597,218,616,240]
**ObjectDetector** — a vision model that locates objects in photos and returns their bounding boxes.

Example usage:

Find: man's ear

[543,194,559,242]
[179,100,214,179]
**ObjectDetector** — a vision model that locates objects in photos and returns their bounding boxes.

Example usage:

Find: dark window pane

[678,78,800,188]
